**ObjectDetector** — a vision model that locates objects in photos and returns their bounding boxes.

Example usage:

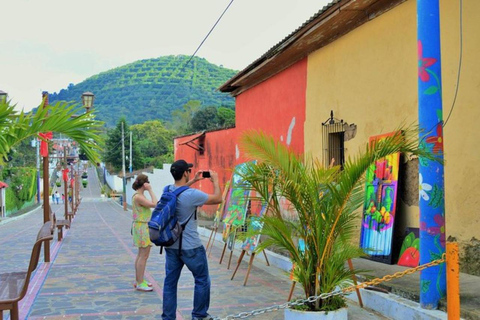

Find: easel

[220,199,252,269]
[230,242,270,286]
[287,258,363,308]
[216,163,255,269]
[229,199,271,285]
[206,180,231,257]
[218,200,250,268]
[219,225,239,269]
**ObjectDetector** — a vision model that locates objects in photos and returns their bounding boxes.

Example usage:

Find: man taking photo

[162,159,222,320]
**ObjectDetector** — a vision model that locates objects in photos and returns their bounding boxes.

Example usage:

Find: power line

[443,0,463,128]
[419,0,463,143]
[157,0,236,125]
[184,0,235,68]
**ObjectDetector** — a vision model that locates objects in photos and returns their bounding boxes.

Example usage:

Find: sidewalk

[0,166,477,319]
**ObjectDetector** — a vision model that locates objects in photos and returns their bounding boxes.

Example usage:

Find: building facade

[174,0,480,273]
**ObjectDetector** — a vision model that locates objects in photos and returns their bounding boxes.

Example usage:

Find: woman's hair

[132,174,149,191]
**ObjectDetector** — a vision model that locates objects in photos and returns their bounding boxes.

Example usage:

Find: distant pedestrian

[131,174,157,292]
[62,193,65,203]
[55,191,60,204]
[51,193,55,203]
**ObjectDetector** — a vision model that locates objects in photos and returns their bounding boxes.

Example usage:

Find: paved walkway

[0,167,403,319]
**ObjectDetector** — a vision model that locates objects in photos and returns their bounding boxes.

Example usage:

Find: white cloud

[1,0,331,111]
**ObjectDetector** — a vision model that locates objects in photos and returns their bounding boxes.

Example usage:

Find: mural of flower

[420,213,445,248]
[425,123,444,154]
[418,40,437,82]
[419,173,432,201]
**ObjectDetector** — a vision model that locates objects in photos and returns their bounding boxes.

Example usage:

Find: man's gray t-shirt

[167,185,208,250]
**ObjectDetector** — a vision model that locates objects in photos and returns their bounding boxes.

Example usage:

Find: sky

[1,0,331,112]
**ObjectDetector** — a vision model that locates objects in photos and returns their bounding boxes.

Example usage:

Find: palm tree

[0,100,104,164]
[238,128,434,312]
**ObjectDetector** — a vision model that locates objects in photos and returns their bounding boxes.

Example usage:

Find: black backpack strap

[181,208,196,228]
[178,208,197,254]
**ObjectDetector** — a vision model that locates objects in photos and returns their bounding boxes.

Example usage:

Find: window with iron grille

[322,122,345,169]
[322,111,356,169]
[198,135,205,156]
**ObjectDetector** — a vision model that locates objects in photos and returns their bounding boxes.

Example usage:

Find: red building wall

[235,58,307,159]
[173,58,307,216]
[174,128,237,217]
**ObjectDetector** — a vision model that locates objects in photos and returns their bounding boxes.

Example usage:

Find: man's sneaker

[192,314,214,320]
[136,280,153,292]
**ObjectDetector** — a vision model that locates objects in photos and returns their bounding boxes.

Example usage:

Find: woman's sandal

[133,280,153,288]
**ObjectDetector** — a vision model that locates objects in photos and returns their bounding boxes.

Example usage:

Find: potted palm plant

[238,129,433,319]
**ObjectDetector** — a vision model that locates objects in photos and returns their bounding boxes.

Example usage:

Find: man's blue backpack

[148,185,192,248]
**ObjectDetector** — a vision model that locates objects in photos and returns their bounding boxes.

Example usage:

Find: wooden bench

[0,225,54,320]
[66,210,75,223]
[49,206,70,241]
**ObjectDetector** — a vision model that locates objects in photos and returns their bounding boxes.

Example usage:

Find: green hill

[49,55,237,127]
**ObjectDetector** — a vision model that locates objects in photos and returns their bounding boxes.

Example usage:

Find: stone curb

[197,226,453,320]
[0,204,42,226]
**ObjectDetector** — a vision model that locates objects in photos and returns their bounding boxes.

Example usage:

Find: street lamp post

[121,122,127,211]
[41,91,51,262]
[63,144,69,221]
[81,92,95,113]
[0,90,7,104]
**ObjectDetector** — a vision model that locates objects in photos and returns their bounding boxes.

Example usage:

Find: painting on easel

[241,200,267,253]
[231,198,270,286]
[206,180,231,256]
[221,162,252,227]
[219,162,253,268]
[359,132,401,264]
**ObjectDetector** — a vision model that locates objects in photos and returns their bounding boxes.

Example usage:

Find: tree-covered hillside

[49,55,236,127]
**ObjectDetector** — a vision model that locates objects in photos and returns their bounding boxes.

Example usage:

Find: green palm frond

[238,126,434,311]
[0,100,104,164]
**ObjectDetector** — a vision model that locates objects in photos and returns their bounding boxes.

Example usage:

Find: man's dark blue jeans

[162,246,211,320]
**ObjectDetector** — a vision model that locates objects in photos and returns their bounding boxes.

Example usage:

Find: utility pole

[64,144,69,220]
[41,91,50,262]
[417,0,446,309]
[36,137,40,203]
[121,122,127,211]
[129,131,132,173]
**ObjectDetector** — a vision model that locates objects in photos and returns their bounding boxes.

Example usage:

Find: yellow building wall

[305,0,480,250]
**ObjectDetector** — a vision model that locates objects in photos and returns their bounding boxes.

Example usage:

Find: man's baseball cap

[170,159,193,175]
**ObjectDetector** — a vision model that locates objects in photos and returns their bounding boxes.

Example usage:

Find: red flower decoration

[62,168,69,182]
[38,132,53,157]
[425,123,443,154]
[418,40,437,82]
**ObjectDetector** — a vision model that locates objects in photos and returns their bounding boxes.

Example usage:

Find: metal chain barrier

[217,254,446,320]
[343,253,446,293]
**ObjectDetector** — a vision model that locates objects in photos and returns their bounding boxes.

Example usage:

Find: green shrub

[1,167,37,214]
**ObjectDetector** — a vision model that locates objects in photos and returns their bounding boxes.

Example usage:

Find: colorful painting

[227,227,237,251]
[222,223,232,242]
[241,199,268,253]
[398,230,420,267]
[359,132,400,264]
[214,180,231,225]
[221,162,252,227]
